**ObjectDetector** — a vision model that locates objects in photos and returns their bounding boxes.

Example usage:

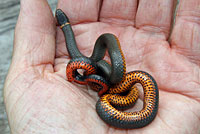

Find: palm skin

[3,0,200,134]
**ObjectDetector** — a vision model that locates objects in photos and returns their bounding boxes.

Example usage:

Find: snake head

[56,9,70,26]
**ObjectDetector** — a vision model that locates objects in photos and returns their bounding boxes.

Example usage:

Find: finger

[14,0,56,68]
[136,0,174,39]
[99,0,138,26]
[57,0,101,24]
[170,0,200,64]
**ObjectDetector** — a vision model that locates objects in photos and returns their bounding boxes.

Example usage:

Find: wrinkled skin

[3,0,200,134]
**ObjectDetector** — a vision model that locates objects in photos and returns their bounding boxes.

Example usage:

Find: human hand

[4,0,200,133]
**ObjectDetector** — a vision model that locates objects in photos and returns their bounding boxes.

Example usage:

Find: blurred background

[0,0,57,133]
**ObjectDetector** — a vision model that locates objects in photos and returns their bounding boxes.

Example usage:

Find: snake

[56,9,159,129]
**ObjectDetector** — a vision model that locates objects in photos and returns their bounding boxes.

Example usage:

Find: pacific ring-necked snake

[56,9,159,129]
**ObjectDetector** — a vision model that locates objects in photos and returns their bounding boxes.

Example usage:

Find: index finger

[57,0,101,24]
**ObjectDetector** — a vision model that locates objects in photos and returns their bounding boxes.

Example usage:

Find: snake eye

[66,57,97,85]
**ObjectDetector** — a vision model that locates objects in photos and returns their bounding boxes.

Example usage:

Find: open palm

[4,0,200,134]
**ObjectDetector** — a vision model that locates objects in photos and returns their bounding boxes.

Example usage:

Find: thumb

[13,0,56,69]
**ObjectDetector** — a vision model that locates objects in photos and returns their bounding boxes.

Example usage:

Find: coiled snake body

[56,9,159,129]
